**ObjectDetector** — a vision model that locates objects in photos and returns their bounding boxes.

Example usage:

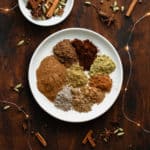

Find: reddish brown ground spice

[71,39,98,70]
[89,74,112,91]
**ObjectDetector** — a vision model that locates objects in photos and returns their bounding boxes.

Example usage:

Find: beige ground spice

[72,86,105,112]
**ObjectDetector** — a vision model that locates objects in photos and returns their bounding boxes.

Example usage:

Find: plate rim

[18,0,74,26]
[28,28,123,123]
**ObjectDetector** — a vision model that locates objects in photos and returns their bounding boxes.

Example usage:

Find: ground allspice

[71,39,98,70]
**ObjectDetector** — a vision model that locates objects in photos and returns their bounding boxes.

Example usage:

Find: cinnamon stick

[35,132,47,147]
[126,0,138,17]
[46,0,59,18]
[82,130,96,148]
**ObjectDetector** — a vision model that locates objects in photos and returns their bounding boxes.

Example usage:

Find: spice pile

[71,39,98,70]
[27,0,67,20]
[72,86,105,112]
[36,39,116,112]
[67,63,88,88]
[53,39,78,67]
[36,56,67,101]
[90,55,116,76]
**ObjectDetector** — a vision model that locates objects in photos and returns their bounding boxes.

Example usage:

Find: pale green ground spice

[89,55,116,76]
[67,63,88,88]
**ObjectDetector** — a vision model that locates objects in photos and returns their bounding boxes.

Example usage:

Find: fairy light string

[0,4,18,13]
[0,100,32,150]
[122,12,150,134]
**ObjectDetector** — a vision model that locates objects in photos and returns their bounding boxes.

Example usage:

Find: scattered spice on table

[89,74,112,91]
[53,39,78,67]
[126,0,138,17]
[17,40,25,46]
[82,129,96,148]
[82,127,125,147]
[22,121,28,131]
[27,0,67,20]
[35,132,47,147]
[67,63,88,88]
[71,39,98,70]
[3,105,11,110]
[90,55,116,76]
[84,1,116,26]
[36,56,67,101]
[54,86,73,111]
[72,86,105,112]
[13,83,23,93]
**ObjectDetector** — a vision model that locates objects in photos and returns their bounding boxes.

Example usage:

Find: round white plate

[28,28,123,123]
[18,0,74,26]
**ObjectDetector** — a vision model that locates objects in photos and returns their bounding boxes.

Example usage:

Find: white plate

[28,28,123,123]
[18,0,74,26]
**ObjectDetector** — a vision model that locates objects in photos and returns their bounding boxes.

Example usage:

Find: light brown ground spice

[53,39,78,67]
[36,56,67,101]
[72,86,105,112]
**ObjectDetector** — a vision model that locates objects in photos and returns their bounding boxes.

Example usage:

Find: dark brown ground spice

[71,39,98,70]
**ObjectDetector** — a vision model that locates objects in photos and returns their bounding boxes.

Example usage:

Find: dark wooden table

[0,0,150,150]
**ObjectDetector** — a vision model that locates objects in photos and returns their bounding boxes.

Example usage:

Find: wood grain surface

[0,0,150,150]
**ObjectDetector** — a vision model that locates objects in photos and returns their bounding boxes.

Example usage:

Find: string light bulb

[0,4,18,13]
[124,45,129,51]
[137,123,141,127]
[145,12,150,17]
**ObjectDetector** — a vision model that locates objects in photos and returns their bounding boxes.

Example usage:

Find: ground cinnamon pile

[71,39,98,70]
[89,74,112,91]
[53,39,78,67]
[36,56,67,101]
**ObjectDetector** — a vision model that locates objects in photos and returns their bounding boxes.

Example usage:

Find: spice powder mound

[67,63,88,88]
[71,39,98,70]
[90,55,116,76]
[89,74,112,92]
[36,56,67,101]
[53,39,78,67]
[72,86,105,112]
[54,86,73,111]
